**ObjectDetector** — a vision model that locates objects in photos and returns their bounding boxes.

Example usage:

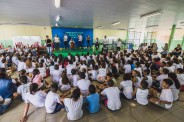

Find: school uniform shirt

[101,87,121,111]
[24,91,47,107]
[123,64,131,73]
[66,64,75,75]
[85,93,100,113]
[12,56,18,65]
[51,70,61,83]
[120,80,133,99]
[160,89,173,109]
[134,77,141,88]
[136,88,149,105]
[45,91,61,113]
[63,96,83,121]
[90,70,98,80]
[177,74,184,85]
[79,64,87,72]
[134,67,142,77]
[71,75,79,87]
[17,82,31,101]
[98,68,107,77]
[17,61,26,71]
[38,67,46,78]
[165,66,174,73]
[156,74,168,83]
[146,76,153,88]
[59,78,71,91]
[170,84,179,101]
[49,66,55,74]
[77,79,91,91]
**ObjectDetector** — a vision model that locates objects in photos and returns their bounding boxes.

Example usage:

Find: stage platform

[53,46,102,57]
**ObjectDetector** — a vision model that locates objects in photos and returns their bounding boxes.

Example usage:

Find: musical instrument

[70,41,75,49]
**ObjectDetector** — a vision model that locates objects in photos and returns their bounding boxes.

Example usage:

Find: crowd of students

[0,42,184,122]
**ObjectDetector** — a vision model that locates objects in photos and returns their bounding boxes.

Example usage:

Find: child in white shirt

[13,76,31,101]
[49,62,55,75]
[51,65,61,84]
[149,79,173,109]
[101,80,121,111]
[70,69,79,87]
[133,80,149,105]
[59,71,71,91]
[77,72,91,95]
[38,63,46,78]
[88,65,98,81]
[142,69,153,88]
[123,62,131,74]
[66,60,75,75]
[120,73,133,99]
[97,63,107,83]
[45,83,64,114]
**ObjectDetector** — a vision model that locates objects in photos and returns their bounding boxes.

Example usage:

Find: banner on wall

[12,36,41,47]
[52,27,93,48]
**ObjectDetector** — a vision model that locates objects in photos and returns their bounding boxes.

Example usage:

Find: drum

[70,41,75,49]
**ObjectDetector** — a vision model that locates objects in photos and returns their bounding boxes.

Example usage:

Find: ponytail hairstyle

[32,69,40,82]
[30,83,38,95]
[71,88,81,101]
[168,73,181,89]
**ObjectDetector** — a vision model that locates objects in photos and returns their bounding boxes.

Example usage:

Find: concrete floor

[1,74,184,122]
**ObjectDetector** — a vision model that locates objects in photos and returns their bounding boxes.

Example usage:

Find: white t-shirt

[54,37,60,43]
[71,75,79,87]
[64,96,83,121]
[123,64,131,73]
[38,67,46,78]
[17,62,26,71]
[79,64,87,72]
[177,74,184,85]
[77,79,91,91]
[134,67,142,78]
[120,80,133,99]
[117,41,122,47]
[66,64,75,75]
[146,76,153,88]
[156,74,168,83]
[136,88,149,105]
[17,82,31,101]
[165,66,174,73]
[45,91,61,113]
[101,87,121,111]
[78,35,83,42]
[98,68,107,76]
[64,35,68,42]
[59,78,71,91]
[170,84,179,101]
[160,89,173,109]
[24,91,47,107]
[51,70,61,83]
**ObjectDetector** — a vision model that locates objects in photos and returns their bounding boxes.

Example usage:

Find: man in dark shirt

[45,35,52,55]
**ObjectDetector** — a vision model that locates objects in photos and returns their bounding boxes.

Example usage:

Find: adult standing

[103,35,108,46]
[45,35,52,55]
[95,38,100,50]
[54,35,60,50]
[63,33,68,49]
[78,34,83,49]
[162,43,169,55]
[86,35,91,48]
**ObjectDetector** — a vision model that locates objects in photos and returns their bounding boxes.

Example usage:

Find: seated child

[132,70,141,88]
[62,88,83,121]
[132,80,149,105]
[51,65,61,83]
[59,71,71,91]
[101,80,121,111]
[38,63,46,78]
[149,79,173,109]
[31,69,43,88]
[142,69,153,88]
[13,76,31,101]
[45,83,64,114]
[85,84,100,113]
[49,62,55,74]
[119,73,133,99]
[70,69,79,87]
[21,83,47,122]
[176,68,184,91]
[88,65,98,81]
[97,63,107,83]
[77,72,91,95]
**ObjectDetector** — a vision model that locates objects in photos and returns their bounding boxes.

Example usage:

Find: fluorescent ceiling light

[112,21,120,26]
[140,11,162,19]
[56,16,60,21]
[55,23,58,27]
[146,25,159,28]
[97,26,103,28]
[55,0,61,8]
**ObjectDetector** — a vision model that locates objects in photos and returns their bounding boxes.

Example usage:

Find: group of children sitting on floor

[0,43,184,122]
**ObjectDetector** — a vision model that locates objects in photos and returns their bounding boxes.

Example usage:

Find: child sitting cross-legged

[149,79,173,109]
[84,84,100,113]
[45,83,65,114]
[132,80,149,105]
[100,80,121,111]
